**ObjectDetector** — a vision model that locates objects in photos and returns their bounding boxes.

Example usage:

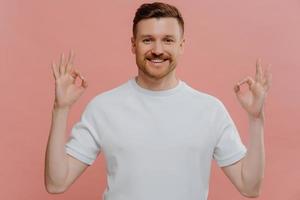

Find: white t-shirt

[65,76,247,200]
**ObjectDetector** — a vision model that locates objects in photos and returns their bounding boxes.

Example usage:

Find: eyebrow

[140,34,176,39]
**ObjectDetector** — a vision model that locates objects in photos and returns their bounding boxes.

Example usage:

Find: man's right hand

[51,50,88,109]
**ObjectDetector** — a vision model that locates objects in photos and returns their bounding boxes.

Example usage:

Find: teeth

[150,59,164,63]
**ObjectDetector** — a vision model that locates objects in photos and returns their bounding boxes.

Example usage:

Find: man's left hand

[234,59,272,119]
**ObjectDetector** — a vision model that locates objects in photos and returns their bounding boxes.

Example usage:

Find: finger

[233,84,240,93]
[66,49,75,74]
[234,76,255,93]
[51,61,59,79]
[263,65,272,91]
[255,58,263,83]
[81,76,88,88]
[71,69,86,86]
[264,75,272,91]
[71,69,80,83]
[261,64,270,85]
[59,53,66,75]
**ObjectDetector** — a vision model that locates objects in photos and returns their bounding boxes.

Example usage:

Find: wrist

[248,112,264,123]
[53,102,71,112]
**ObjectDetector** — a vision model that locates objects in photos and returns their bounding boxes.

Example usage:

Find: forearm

[44,106,70,192]
[241,113,265,196]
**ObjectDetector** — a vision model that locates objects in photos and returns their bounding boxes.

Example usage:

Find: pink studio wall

[1,0,299,200]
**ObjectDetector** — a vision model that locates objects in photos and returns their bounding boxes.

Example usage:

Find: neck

[135,72,179,91]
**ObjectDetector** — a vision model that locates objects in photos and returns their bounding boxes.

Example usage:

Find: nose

[151,41,164,55]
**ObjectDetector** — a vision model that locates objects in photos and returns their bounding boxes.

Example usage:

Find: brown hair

[132,2,184,38]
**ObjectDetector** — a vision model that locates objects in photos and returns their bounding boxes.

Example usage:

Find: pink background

[1,0,299,199]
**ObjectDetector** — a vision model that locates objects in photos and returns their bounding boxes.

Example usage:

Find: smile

[146,58,168,63]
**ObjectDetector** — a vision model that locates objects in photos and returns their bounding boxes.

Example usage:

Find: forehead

[135,17,181,38]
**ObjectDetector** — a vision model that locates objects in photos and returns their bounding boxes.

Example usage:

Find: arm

[221,59,272,198]
[44,50,89,193]
[45,107,89,194]
[222,114,264,198]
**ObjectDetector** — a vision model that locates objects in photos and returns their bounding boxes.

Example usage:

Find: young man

[45,2,272,200]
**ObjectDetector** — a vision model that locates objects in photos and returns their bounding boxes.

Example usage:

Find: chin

[148,68,175,80]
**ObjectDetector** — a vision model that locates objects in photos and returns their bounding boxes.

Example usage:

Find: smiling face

[131,17,185,80]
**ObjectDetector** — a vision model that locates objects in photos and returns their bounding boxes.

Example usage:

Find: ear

[179,38,185,55]
[131,37,136,54]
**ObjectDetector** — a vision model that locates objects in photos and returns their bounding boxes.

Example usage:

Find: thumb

[80,76,88,88]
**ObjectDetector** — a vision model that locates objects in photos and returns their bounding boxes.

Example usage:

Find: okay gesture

[234,59,272,119]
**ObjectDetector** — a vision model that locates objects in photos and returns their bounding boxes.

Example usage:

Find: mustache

[146,54,170,60]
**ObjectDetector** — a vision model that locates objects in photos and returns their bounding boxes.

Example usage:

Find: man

[44,2,272,200]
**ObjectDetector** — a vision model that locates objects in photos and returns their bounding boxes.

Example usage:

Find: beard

[136,54,177,80]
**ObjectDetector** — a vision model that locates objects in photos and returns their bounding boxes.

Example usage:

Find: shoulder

[84,79,131,111]
[183,81,225,110]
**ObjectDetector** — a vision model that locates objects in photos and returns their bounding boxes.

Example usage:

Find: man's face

[131,17,185,80]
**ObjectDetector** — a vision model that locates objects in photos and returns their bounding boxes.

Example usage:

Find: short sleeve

[213,100,247,167]
[65,101,101,166]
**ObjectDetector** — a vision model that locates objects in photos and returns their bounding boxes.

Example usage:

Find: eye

[164,38,174,44]
[142,38,152,44]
